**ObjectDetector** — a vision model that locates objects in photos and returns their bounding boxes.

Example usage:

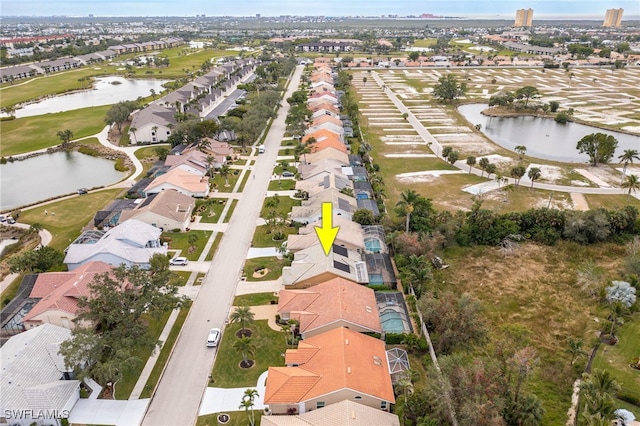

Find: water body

[11,76,168,118]
[0,151,127,210]
[458,103,640,163]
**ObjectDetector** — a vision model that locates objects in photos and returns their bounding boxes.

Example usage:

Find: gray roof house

[129,104,176,144]
[64,219,167,271]
[290,188,357,224]
[0,324,79,426]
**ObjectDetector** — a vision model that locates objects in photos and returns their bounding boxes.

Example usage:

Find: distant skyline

[1,0,639,19]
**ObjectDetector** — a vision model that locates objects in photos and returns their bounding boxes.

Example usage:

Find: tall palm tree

[618,149,639,174]
[219,164,231,187]
[528,167,541,188]
[233,336,255,366]
[622,174,640,195]
[205,155,216,178]
[129,126,138,144]
[230,306,254,335]
[396,189,420,233]
[239,389,259,426]
[580,369,620,419]
[466,156,476,174]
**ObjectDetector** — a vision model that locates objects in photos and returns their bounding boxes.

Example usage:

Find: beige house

[286,217,365,253]
[261,399,399,426]
[264,327,395,414]
[144,168,210,198]
[22,261,114,329]
[290,188,357,224]
[295,172,352,198]
[118,189,195,232]
[277,277,381,338]
[282,244,368,288]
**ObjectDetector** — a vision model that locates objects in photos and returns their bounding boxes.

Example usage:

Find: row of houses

[0,37,183,83]
[128,58,257,144]
[258,61,405,423]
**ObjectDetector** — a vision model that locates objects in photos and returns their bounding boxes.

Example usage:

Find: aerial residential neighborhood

[1,2,639,426]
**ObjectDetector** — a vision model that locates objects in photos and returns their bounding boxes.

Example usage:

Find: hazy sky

[1,0,638,18]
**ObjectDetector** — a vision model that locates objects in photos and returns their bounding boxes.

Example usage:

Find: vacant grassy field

[210,320,286,388]
[585,193,640,210]
[18,188,125,251]
[1,105,110,156]
[438,241,627,424]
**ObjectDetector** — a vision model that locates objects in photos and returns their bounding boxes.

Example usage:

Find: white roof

[0,324,79,412]
[64,219,166,266]
[261,400,399,426]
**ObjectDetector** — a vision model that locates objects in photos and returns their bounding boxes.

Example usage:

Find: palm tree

[466,156,476,174]
[528,167,541,188]
[580,369,620,418]
[396,189,419,233]
[478,157,490,177]
[219,164,231,187]
[622,174,640,195]
[239,389,259,426]
[233,336,255,366]
[607,301,628,337]
[205,155,216,178]
[565,337,586,366]
[130,126,138,143]
[230,306,254,335]
[446,150,459,165]
[508,393,544,426]
[618,149,639,175]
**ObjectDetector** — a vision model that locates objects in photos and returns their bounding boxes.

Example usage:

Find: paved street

[141,65,303,426]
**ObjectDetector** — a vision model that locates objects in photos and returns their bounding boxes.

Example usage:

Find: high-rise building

[603,8,623,27]
[514,8,534,27]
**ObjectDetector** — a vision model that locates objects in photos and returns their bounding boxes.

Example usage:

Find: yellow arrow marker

[315,202,340,256]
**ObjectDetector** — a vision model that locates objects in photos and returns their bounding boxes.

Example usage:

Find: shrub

[384,333,407,345]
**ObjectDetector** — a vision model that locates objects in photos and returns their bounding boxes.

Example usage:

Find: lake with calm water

[458,103,640,163]
[10,76,168,118]
[0,151,127,210]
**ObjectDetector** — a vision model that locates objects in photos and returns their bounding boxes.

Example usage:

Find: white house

[64,219,167,270]
[0,324,80,426]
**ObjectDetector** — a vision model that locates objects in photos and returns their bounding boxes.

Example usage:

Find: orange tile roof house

[22,261,114,330]
[264,327,395,414]
[277,277,381,338]
[261,399,399,426]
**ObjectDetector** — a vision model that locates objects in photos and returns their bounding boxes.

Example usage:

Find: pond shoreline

[480,106,640,137]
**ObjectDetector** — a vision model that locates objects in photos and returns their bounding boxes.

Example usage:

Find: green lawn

[1,275,24,307]
[1,105,111,156]
[591,315,640,416]
[0,68,107,108]
[233,292,279,306]
[18,188,125,251]
[210,320,286,388]
[162,230,212,260]
[205,232,224,261]
[195,199,228,223]
[211,171,241,192]
[243,257,290,282]
[273,163,297,175]
[259,195,301,218]
[140,302,192,398]
[251,225,296,248]
[585,194,640,210]
[268,178,296,191]
[171,271,192,286]
[224,200,238,223]
[115,309,172,399]
[197,412,263,426]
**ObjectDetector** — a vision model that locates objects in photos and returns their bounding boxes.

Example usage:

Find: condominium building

[603,8,623,27]
[515,8,534,27]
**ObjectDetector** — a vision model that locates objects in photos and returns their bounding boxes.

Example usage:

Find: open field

[18,188,125,251]
[439,241,627,424]
[1,105,110,156]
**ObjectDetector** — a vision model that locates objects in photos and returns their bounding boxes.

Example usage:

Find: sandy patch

[478,154,516,166]
[574,167,617,187]
[527,164,564,183]
[570,193,589,211]
[381,135,423,142]
[621,126,640,134]
[397,170,465,179]
[385,153,436,158]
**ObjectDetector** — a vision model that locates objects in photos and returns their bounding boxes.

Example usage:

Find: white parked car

[207,328,221,347]
[169,256,188,266]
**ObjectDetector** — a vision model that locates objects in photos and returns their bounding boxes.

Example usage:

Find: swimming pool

[380,308,408,333]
